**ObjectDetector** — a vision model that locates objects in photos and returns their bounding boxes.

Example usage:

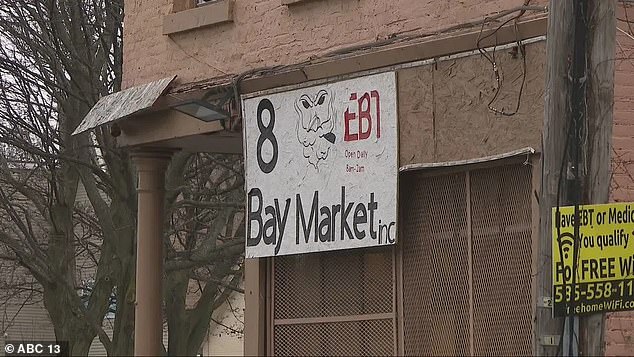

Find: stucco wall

[122,0,546,89]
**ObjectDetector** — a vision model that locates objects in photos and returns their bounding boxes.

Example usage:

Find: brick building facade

[94,0,634,355]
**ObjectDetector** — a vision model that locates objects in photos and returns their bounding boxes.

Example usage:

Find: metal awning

[399,147,537,172]
[72,76,177,136]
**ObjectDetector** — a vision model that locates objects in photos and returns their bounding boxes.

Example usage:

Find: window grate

[400,163,533,356]
[269,162,533,356]
[272,247,396,355]
[400,172,471,356]
[470,165,533,356]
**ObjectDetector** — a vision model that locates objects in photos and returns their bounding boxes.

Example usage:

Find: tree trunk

[107,196,138,356]
[43,283,95,356]
[166,271,190,356]
[111,260,136,356]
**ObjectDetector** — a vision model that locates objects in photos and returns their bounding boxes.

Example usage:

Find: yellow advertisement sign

[552,203,634,316]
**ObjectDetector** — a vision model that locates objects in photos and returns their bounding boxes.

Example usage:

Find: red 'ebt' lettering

[344,90,381,142]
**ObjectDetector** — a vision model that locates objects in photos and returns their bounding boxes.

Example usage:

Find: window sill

[282,0,319,5]
[163,0,233,35]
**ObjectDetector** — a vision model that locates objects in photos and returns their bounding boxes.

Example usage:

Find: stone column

[131,150,173,356]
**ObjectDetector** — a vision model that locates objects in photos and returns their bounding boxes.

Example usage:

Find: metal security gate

[268,161,533,356]
[470,166,533,355]
[271,247,397,356]
[400,172,471,355]
[399,163,533,356]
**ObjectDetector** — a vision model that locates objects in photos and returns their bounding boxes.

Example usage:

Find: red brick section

[607,5,634,356]
[611,30,634,203]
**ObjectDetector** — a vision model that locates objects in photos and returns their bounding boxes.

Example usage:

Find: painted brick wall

[122,0,546,89]
[606,5,634,355]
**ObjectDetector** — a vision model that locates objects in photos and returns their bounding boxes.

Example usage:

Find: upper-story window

[197,0,220,6]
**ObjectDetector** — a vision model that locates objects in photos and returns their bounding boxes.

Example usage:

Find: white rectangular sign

[243,72,398,258]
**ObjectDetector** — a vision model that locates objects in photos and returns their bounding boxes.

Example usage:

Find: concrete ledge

[163,0,233,35]
[160,15,547,97]
[240,15,548,94]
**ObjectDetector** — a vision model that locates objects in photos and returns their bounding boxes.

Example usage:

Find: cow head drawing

[295,89,336,168]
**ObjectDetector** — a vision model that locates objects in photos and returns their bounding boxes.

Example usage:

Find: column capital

[130,148,177,171]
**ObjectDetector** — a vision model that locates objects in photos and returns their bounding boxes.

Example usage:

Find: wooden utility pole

[581,1,615,354]
[537,1,575,353]
[537,0,615,356]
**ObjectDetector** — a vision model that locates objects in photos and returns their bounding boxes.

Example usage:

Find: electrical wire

[321,4,547,59]
[554,115,574,357]
[167,4,547,127]
[622,0,634,36]
[476,1,530,117]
